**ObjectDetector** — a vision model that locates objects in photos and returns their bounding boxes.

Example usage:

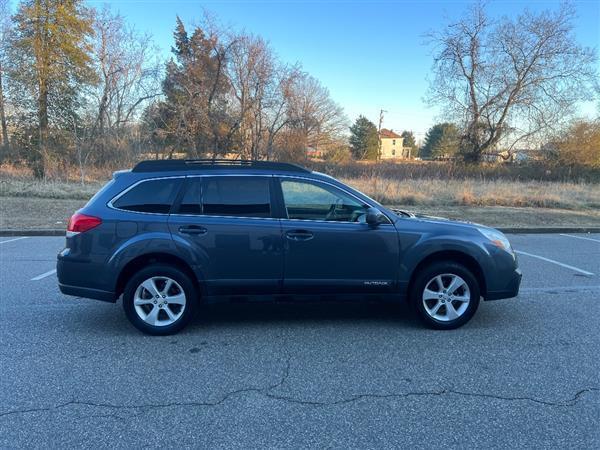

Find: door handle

[179,225,207,235]
[285,230,314,241]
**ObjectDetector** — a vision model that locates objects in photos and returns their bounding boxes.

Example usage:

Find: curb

[498,227,600,234]
[1,227,599,237]
[0,229,66,237]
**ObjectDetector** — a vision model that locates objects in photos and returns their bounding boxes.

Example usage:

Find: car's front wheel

[410,261,480,330]
[123,264,197,335]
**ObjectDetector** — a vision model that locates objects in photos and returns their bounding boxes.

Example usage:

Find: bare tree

[228,33,275,159]
[0,0,11,156]
[148,17,345,162]
[226,34,306,161]
[284,72,347,158]
[426,2,597,161]
[87,6,161,165]
[264,64,301,160]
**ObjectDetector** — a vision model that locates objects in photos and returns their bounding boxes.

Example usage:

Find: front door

[277,177,399,294]
[169,175,283,296]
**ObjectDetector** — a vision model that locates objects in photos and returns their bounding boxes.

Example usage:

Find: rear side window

[178,178,202,215]
[112,178,182,214]
[182,177,271,218]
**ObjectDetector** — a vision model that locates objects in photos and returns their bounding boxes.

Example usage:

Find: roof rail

[132,159,310,173]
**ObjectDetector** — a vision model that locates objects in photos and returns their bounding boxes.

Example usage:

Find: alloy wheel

[422,273,471,322]
[133,276,187,326]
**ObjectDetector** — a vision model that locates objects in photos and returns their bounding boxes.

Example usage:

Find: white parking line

[515,250,595,276]
[559,234,600,244]
[0,237,28,244]
[31,269,57,281]
[520,286,600,294]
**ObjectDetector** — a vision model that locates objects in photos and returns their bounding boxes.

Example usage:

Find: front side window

[281,179,368,222]
[200,177,271,218]
[112,178,182,214]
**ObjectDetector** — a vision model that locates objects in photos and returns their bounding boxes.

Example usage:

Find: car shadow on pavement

[190,300,422,329]
[57,296,511,335]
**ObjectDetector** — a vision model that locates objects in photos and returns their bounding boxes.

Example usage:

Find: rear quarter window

[112,178,182,214]
[85,178,115,207]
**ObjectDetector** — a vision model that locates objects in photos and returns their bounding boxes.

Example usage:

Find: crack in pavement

[1,356,597,419]
[265,386,600,407]
[0,357,292,421]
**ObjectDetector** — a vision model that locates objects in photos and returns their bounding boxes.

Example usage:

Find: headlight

[478,228,512,252]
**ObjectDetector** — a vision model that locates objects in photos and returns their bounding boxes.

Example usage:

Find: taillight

[67,213,102,236]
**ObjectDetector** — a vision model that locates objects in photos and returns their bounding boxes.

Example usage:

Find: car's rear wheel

[410,261,480,330]
[123,264,197,335]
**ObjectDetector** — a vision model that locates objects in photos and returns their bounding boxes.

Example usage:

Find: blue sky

[44,1,600,138]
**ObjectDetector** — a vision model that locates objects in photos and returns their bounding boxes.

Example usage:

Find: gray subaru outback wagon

[57,159,522,335]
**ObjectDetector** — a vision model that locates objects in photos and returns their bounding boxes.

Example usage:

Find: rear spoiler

[112,169,131,179]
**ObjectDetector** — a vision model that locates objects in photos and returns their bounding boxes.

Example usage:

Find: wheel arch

[407,250,487,298]
[115,253,201,298]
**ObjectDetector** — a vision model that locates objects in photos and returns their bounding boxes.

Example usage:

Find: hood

[392,209,487,230]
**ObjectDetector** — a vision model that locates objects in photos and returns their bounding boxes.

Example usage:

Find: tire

[410,261,480,330]
[122,264,198,335]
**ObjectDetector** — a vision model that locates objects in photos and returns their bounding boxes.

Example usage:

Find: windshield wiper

[392,209,415,218]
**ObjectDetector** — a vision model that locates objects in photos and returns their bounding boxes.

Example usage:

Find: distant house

[379,129,405,159]
[306,146,324,159]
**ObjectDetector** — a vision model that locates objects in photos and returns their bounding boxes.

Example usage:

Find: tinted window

[281,180,368,222]
[202,177,271,217]
[113,178,182,214]
[178,179,203,215]
[85,179,115,207]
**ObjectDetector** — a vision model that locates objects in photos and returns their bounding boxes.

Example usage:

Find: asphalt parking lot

[0,233,599,448]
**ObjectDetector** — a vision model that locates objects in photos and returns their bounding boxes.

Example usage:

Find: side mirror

[365,207,385,226]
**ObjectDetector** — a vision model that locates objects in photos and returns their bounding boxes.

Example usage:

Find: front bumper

[485,267,522,301]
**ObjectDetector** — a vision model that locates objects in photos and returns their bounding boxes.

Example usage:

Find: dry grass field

[346,176,600,209]
[2,172,599,209]
[1,162,599,230]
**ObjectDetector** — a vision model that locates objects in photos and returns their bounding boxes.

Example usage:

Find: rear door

[168,175,283,296]
[276,177,400,294]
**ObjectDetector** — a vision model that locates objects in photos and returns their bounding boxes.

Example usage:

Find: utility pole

[377,109,386,161]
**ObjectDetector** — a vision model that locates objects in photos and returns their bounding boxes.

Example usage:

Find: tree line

[348,1,599,166]
[347,116,600,166]
[0,0,597,181]
[0,0,347,179]
[425,2,598,164]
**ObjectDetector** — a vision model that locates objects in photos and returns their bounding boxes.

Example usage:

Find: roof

[132,159,311,174]
[379,129,402,139]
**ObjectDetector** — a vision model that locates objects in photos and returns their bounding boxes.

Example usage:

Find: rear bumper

[58,282,116,303]
[486,268,522,301]
[57,252,116,303]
